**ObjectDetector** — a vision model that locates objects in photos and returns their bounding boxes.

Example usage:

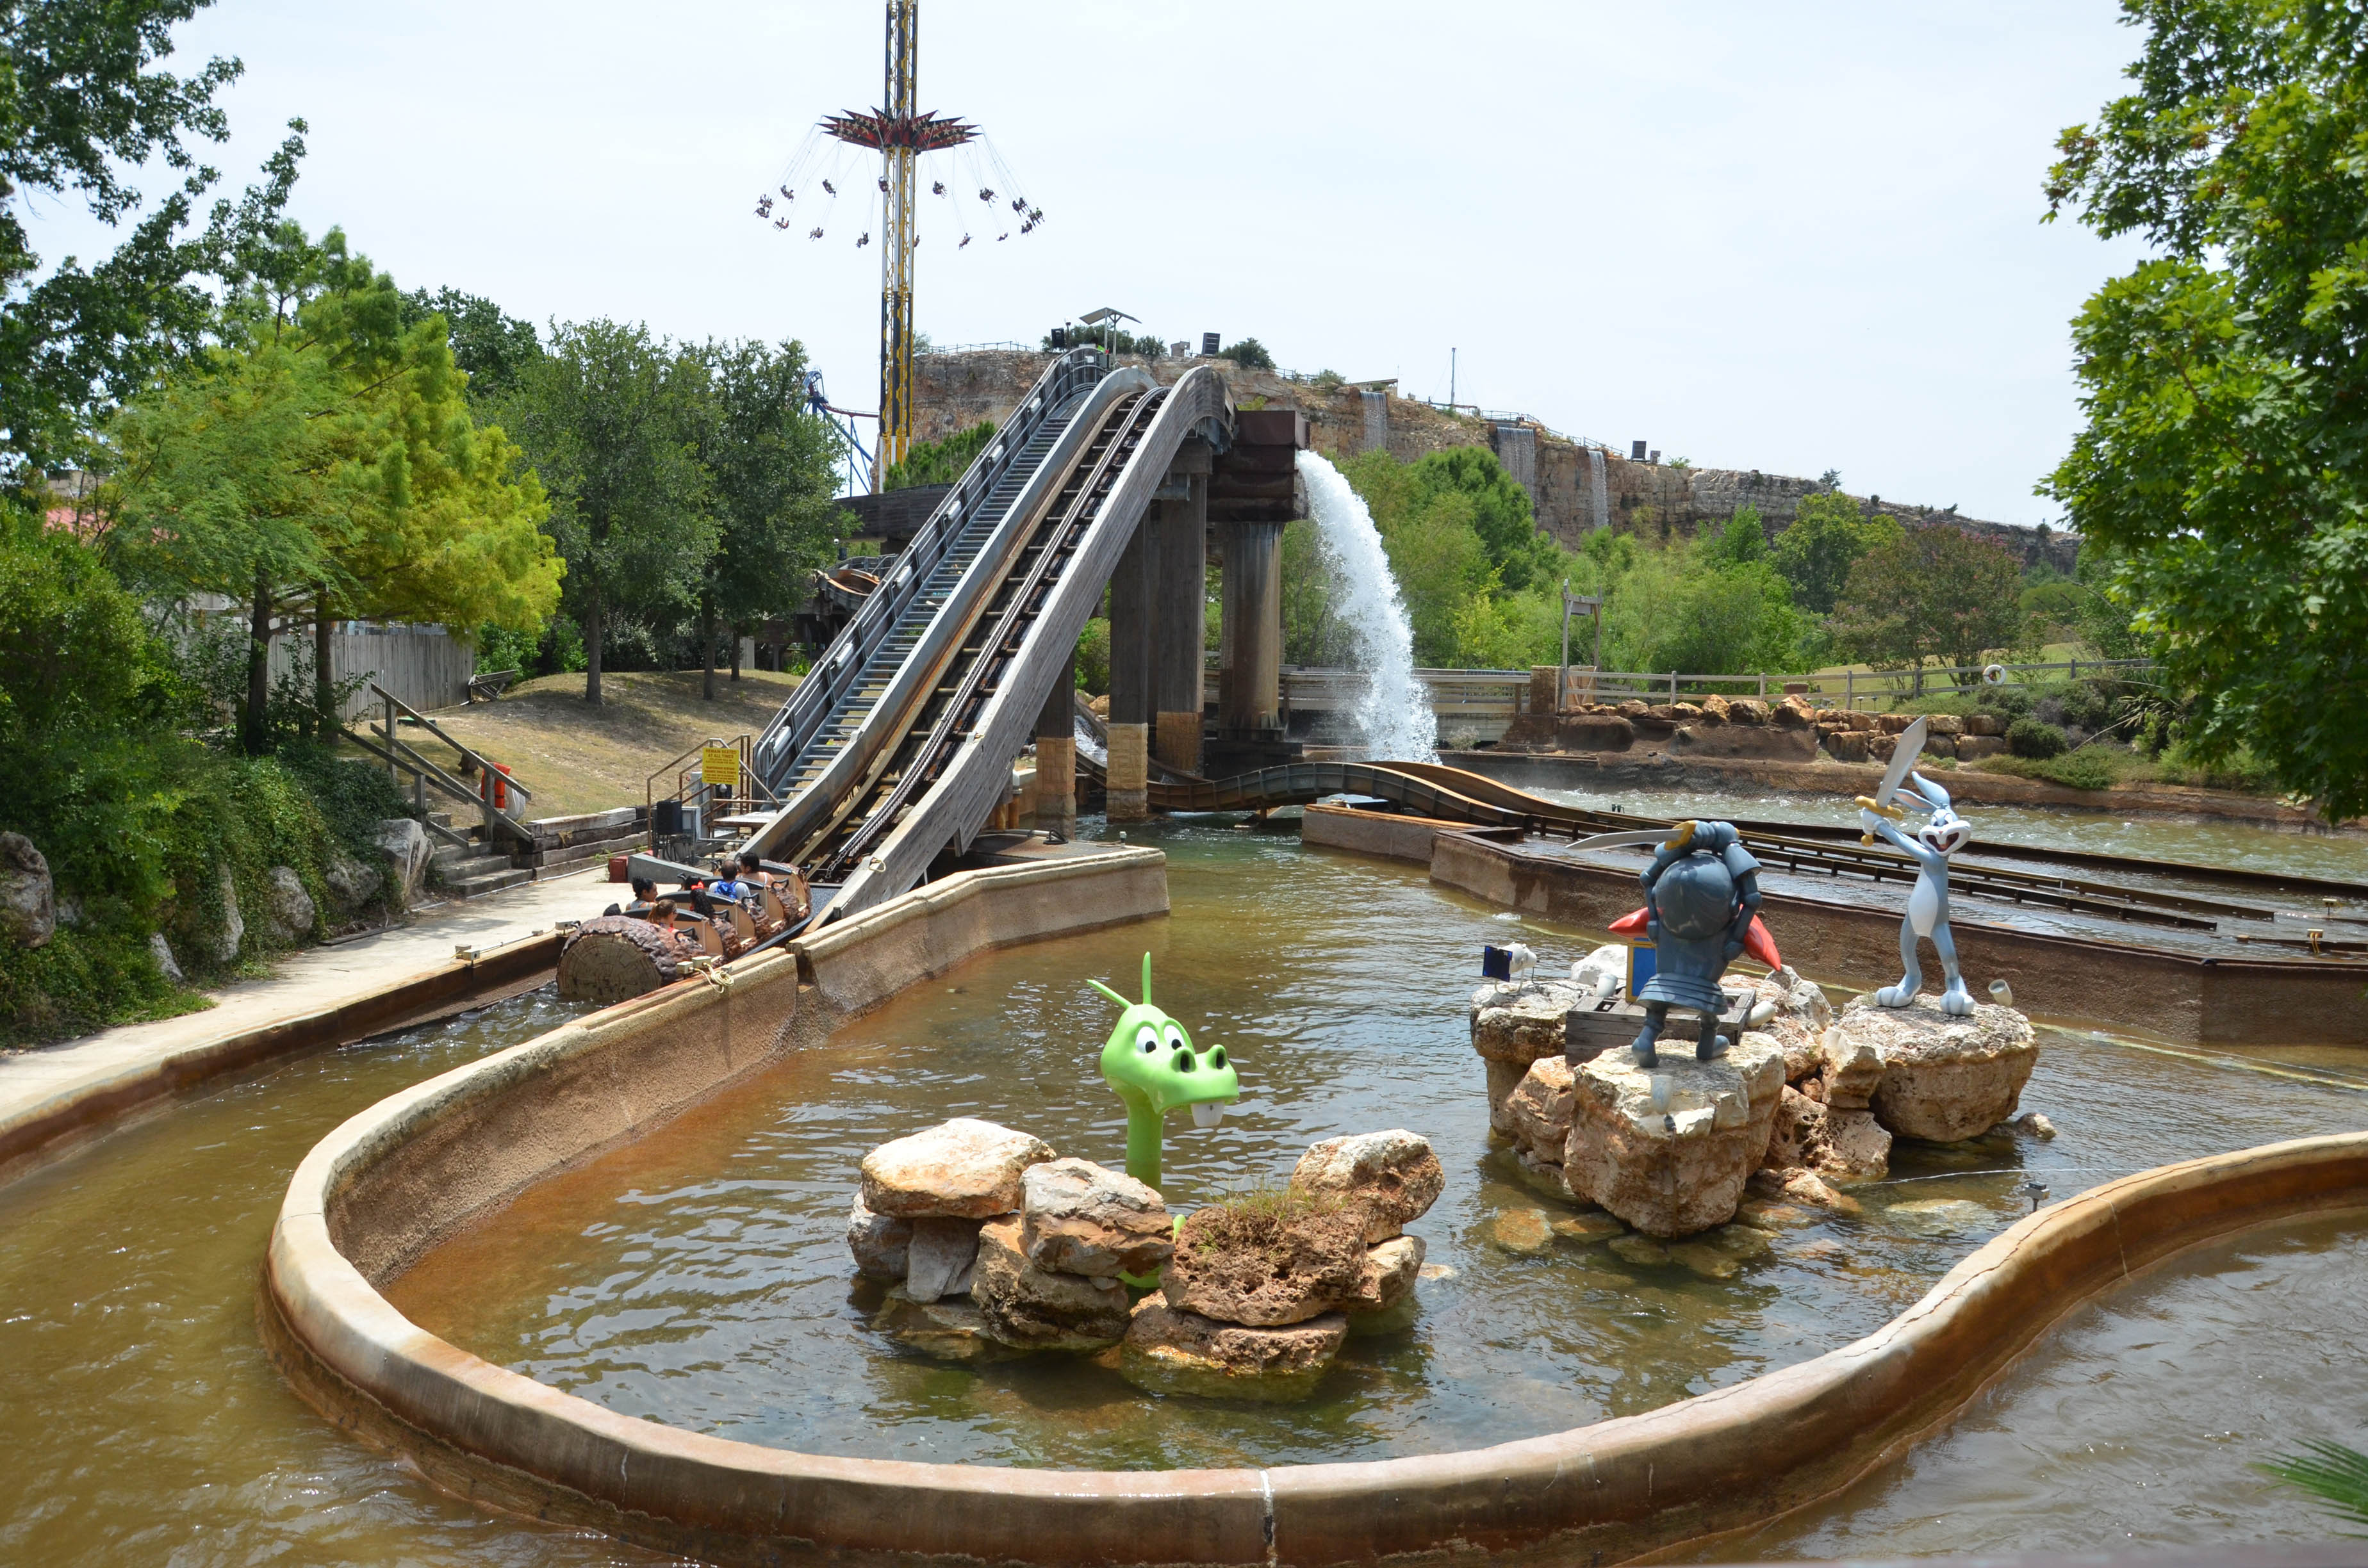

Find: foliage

[2008,717,2068,758]
[1975,747,2123,790]
[495,318,711,703]
[1308,369,1345,392]
[1041,323,1163,357]
[2043,0,2368,819]
[1218,337,1275,370]
[1772,491,1903,614]
[1830,526,2028,678]
[2260,1440,2368,1533]
[0,1,315,475]
[1700,506,1768,568]
[1074,617,1110,696]
[399,285,543,400]
[884,419,994,489]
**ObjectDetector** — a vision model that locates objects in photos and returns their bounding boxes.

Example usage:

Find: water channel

[3,816,2364,1561]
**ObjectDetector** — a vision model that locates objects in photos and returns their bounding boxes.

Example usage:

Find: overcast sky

[24,1,2153,525]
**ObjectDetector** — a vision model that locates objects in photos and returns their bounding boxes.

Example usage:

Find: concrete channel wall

[264,839,2368,1567]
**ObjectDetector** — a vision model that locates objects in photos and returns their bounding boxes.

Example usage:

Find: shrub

[2009,718,2068,758]
[2038,749,2117,790]
[1219,337,1276,370]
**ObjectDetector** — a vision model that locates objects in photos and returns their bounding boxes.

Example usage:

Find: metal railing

[341,682,538,850]
[1522,659,2154,712]
[645,735,778,856]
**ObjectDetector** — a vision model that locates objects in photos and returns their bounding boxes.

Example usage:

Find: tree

[1830,526,2028,678]
[399,286,543,401]
[2044,0,2368,817]
[1700,505,1769,568]
[1,0,307,475]
[1218,337,1274,370]
[498,320,712,704]
[688,337,841,699]
[884,418,991,489]
[1771,491,1903,614]
[106,224,560,746]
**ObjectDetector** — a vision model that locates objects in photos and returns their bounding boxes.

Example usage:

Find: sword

[1569,826,1691,856]
[1861,717,1927,844]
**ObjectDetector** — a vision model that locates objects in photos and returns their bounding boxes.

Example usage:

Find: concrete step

[527,829,643,873]
[442,865,532,900]
[431,842,505,876]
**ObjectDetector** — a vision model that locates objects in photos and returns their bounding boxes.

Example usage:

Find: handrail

[360,682,538,849]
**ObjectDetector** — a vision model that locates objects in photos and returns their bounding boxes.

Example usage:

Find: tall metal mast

[878,1,917,486]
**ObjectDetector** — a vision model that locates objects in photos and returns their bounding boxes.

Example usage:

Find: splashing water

[1297,451,1437,762]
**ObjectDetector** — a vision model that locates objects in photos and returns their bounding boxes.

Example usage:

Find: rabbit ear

[1909,772,1952,813]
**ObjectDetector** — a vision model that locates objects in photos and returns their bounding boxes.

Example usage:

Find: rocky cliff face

[910,350,2078,573]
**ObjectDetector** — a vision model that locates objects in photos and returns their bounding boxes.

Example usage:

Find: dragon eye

[1163,1023,1187,1050]
[1135,1025,1160,1056]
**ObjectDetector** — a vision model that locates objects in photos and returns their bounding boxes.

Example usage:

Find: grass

[1185,1182,1347,1257]
[366,668,803,821]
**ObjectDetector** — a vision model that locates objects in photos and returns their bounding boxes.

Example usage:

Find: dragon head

[1092,953,1239,1129]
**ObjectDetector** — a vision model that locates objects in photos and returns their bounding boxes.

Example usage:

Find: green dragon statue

[1089,953,1239,1191]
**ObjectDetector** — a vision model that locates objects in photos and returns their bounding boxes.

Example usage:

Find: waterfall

[1587,446,1610,532]
[1297,451,1437,762]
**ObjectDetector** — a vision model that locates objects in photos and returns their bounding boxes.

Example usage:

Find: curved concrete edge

[265,845,2368,1565]
[0,929,562,1186]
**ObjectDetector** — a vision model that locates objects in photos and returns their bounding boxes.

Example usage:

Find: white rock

[1290,1130,1445,1244]
[0,832,54,950]
[1837,995,2040,1143]
[903,1214,985,1303]
[847,1192,912,1281]
[1561,1033,1786,1237]
[373,818,431,908]
[264,865,315,943]
[208,864,245,965]
[860,1118,1057,1218]
[1019,1157,1171,1279]
[323,844,383,910]
[147,932,185,984]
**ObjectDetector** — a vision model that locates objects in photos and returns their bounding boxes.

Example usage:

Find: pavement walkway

[0,866,614,1152]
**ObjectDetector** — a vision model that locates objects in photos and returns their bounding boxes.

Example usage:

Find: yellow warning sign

[700,746,741,787]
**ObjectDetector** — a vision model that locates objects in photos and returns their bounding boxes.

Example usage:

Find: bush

[2038,749,2117,790]
[0,929,211,1045]
[2009,718,2068,758]
[1074,617,1110,697]
[1219,337,1276,370]
[884,420,996,489]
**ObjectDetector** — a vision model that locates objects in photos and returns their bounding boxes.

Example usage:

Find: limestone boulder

[871,1290,1028,1364]
[1750,966,1833,1076]
[1765,1085,1891,1182]
[1957,735,2009,760]
[1290,1129,1444,1243]
[1119,1300,1347,1402]
[322,844,383,911]
[1748,1164,1862,1214]
[1836,995,2039,1142]
[903,1214,985,1303]
[264,865,317,943]
[1019,1157,1171,1280]
[147,933,185,984]
[1344,1234,1424,1313]
[1504,1056,1575,1168]
[860,1118,1056,1218]
[1774,694,1816,727]
[1163,1199,1366,1326]
[1556,714,1633,752]
[0,833,55,949]
[970,1216,1130,1351]
[1824,730,1871,764]
[1727,698,1769,724]
[847,1193,912,1281]
[1670,723,1818,762]
[1818,1026,1886,1109]
[1561,1032,1786,1237]
[1484,1059,1527,1136]
[1570,943,1628,995]
[1472,979,1584,1066]
[1698,694,1731,723]
[205,863,245,965]
[374,818,432,908]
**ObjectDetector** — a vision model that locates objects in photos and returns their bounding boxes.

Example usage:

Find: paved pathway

[0,867,613,1138]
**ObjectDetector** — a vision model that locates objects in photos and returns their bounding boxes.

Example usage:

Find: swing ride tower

[819,2,975,487]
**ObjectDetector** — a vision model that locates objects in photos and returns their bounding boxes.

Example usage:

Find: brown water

[3,820,2364,1564]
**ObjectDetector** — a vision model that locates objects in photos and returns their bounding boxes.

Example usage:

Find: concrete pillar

[1153,473,1206,776]
[1107,513,1156,728]
[1219,519,1283,733]
[1032,653,1076,837]
[1106,723,1149,822]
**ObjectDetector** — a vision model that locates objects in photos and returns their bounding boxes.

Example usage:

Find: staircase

[422,804,648,900]
[425,814,530,899]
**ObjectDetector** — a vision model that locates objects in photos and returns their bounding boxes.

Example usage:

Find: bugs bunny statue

[1857,717,1977,1016]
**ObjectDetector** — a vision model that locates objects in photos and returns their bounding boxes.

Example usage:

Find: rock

[1163,1196,1366,1326]
[1964,713,2006,737]
[1735,1198,1810,1230]
[1835,995,2039,1143]
[147,932,185,984]
[1747,1165,1862,1214]
[2009,1109,2058,1140]
[1921,734,1957,759]
[1823,1109,1893,1178]
[1488,1207,1554,1255]
[860,1118,1057,1218]
[1923,714,1965,737]
[374,819,431,908]
[1697,695,1731,723]
[1484,1059,1528,1136]
[264,865,316,943]
[1672,702,1704,722]
[871,1289,1029,1363]
[1345,1235,1424,1312]
[847,1193,912,1281]
[1570,943,1628,994]
[1504,1056,1575,1168]
[1956,735,2009,760]
[1472,979,1585,1066]
[1818,1026,1886,1109]
[1886,1197,1992,1237]
[1727,698,1769,724]
[1670,723,1818,761]
[1290,1129,1444,1244]
[322,844,382,910]
[1877,713,1916,735]
[207,864,245,965]
[1551,1210,1626,1243]
[1119,1300,1347,1402]
[1555,714,1634,752]
[1019,1158,1171,1279]
[1616,700,1650,719]
[1750,967,1833,1074]
[1561,1033,1786,1237]
[1765,1084,1829,1172]
[1705,1222,1773,1261]
[1824,730,1871,764]
[1513,1148,1577,1200]
[1668,1240,1738,1279]
[1607,1234,1672,1266]
[903,1214,985,1303]
[1774,694,1816,727]
[970,1216,1130,1350]
[0,833,55,949]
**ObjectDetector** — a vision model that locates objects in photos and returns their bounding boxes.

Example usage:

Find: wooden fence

[268,625,474,720]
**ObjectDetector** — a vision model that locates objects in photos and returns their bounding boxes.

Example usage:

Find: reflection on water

[1522,778,2368,885]
[393,821,2368,1478]
[0,990,681,1567]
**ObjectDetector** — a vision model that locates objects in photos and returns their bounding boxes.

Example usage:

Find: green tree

[884,418,992,489]
[1771,491,1903,614]
[399,285,543,401]
[107,224,559,746]
[1700,505,1768,568]
[1830,525,2028,678]
[688,336,841,699]
[498,319,712,705]
[1,1,310,474]
[1218,337,1274,370]
[2044,0,2368,816]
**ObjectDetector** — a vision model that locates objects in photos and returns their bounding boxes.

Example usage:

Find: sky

[22,1,2156,526]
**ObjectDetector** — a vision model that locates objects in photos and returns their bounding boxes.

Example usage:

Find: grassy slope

[414,669,801,821]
